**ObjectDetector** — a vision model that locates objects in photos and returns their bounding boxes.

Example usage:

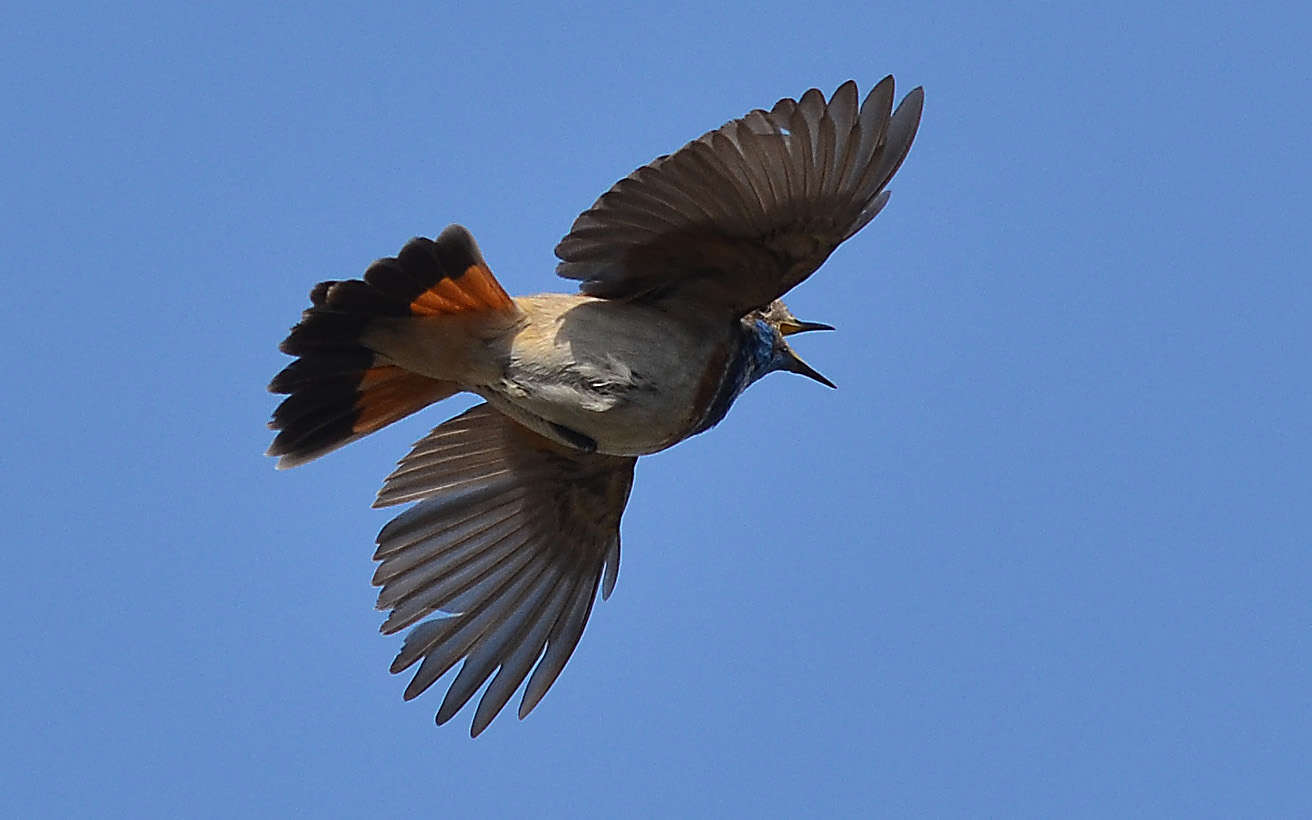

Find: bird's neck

[690,320,776,436]
[739,318,780,383]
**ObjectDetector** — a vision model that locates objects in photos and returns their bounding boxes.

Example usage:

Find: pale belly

[483,294,729,456]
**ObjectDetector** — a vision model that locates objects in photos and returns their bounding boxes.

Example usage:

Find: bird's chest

[492,296,735,455]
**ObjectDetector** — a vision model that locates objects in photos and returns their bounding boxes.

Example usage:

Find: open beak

[778,344,836,389]
[779,318,835,336]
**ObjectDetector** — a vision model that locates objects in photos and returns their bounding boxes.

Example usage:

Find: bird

[267,77,923,736]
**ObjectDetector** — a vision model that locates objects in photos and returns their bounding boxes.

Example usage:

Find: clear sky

[3,1,1309,817]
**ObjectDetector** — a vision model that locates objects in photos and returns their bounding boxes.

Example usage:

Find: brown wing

[554,77,923,317]
[372,403,636,736]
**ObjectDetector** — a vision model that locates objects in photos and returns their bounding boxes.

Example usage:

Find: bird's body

[367,292,738,455]
[268,78,923,735]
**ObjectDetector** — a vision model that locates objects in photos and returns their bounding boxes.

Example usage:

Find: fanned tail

[267,225,518,468]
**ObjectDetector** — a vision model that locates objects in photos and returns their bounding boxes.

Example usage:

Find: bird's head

[745,300,836,388]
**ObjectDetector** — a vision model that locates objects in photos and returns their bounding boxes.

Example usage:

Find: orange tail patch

[353,367,458,435]
[405,235,514,317]
[267,356,458,469]
[369,224,515,318]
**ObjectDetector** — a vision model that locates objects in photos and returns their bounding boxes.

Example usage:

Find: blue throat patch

[691,319,779,436]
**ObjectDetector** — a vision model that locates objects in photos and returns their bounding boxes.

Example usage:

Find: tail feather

[278,310,373,356]
[364,225,514,317]
[268,224,516,468]
[267,350,374,393]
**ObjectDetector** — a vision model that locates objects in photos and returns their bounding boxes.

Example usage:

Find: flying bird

[268,77,923,736]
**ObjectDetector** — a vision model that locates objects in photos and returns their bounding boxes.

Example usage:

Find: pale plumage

[268,77,923,735]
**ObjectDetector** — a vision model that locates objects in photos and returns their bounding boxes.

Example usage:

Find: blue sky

[3,1,1309,816]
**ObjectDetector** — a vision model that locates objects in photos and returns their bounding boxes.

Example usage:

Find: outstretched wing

[372,403,637,736]
[554,77,923,317]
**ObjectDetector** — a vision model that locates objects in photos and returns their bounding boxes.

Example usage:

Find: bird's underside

[268,77,923,735]
[363,291,735,456]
